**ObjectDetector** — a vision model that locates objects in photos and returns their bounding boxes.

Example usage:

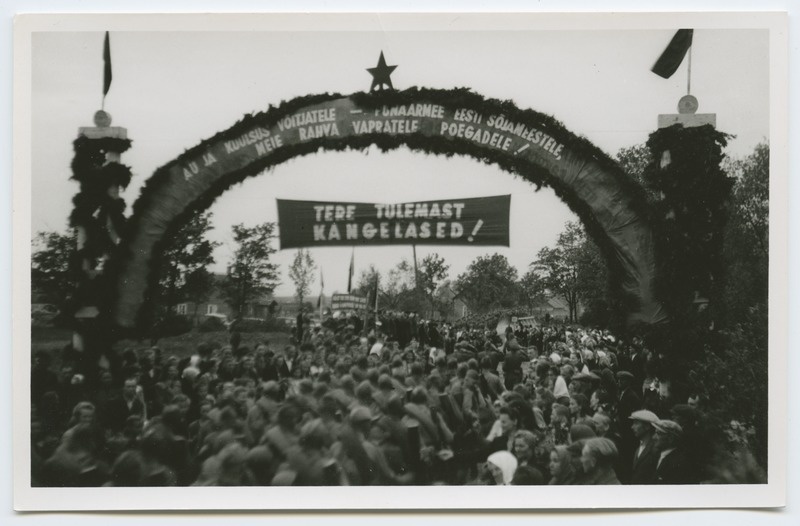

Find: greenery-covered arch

[107,88,667,330]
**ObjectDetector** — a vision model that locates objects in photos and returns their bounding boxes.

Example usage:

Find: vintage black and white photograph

[13,11,788,510]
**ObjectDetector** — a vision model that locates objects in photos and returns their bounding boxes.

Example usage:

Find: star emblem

[367,51,397,92]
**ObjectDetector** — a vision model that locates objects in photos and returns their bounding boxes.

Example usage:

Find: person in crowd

[653,419,692,484]
[553,364,573,403]
[487,406,518,454]
[485,450,518,485]
[105,377,147,433]
[502,337,525,390]
[548,445,576,485]
[41,422,109,487]
[629,409,659,484]
[29,317,743,488]
[580,437,621,485]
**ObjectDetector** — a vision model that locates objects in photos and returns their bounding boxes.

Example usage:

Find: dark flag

[103,32,112,95]
[652,29,693,79]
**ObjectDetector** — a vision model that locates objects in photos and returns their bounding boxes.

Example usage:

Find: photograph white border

[11,9,789,511]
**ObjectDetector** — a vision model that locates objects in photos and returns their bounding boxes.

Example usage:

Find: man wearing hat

[629,409,659,484]
[653,419,693,484]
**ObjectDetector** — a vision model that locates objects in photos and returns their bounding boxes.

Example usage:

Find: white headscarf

[487,451,518,485]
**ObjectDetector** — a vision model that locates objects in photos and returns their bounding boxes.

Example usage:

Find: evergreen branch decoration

[106,88,661,333]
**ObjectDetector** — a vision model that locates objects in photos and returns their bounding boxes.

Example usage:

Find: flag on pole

[347,249,355,293]
[103,32,113,96]
[317,270,324,309]
[651,29,693,79]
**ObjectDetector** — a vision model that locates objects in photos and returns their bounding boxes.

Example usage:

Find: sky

[29,23,770,297]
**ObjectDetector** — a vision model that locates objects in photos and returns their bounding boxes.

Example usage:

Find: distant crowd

[31,310,744,487]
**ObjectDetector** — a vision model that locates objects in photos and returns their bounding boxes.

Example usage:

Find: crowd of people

[31,310,736,487]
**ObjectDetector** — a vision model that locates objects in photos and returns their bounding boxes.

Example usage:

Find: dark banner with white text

[276,195,510,248]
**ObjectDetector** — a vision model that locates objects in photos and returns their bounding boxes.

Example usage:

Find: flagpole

[374,273,379,330]
[348,247,355,294]
[412,244,421,316]
[318,269,324,320]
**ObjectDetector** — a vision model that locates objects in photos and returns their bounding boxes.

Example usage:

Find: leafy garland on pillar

[67,134,133,323]
[643,124,733,318]
[635,124,733,373]
[108,88,654,334]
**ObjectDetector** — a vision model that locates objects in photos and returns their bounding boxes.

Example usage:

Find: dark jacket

[655,448,693,484]
[630,437,658,484]
[104,396,146,433]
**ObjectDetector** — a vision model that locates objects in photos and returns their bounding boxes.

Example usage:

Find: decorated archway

[108,87,667,330]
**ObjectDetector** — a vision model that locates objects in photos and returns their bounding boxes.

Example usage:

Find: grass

[31,325,294,360]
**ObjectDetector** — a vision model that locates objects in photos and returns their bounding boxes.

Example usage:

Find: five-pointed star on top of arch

[367,52,397,92]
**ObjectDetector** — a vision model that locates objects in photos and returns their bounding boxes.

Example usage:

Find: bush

[154,314,192,338]
[198,316,227,333]
[687,304,768,469]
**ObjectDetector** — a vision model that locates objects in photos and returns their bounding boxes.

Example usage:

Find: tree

[221,223,280,318]
[157,212,219,317]
[616,143,659,203]
[184,270,216,324]
[354,264,382,297]
[382,259,417,311]
[31,230,78,314]
[454,253,520,314]
[288,249,316,306]
[531,222,584,322]
[721,143,769,326]
[518,269,547,309]
[352,264,382,317]
[418,254,450,315]
[726,143,769,259]
[574,235,617,327]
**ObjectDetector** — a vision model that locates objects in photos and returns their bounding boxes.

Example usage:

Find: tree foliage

[157,212,219,315]
[288,249,316,305]
[616,143,657,201]
[418,254,449,298]
[221,223,280,318]
[454,253,520,314]
[642,126,734,319]
[31,230,78,314]
[721,142,769,326]
[530,222,584,322]
[518,269,547,309]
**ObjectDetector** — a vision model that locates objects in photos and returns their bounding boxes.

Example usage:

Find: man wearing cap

[653,419,692,484]
[629,409,659,484]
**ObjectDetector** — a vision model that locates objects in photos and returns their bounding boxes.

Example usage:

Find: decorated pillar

[645,95,732,324]
[68,109,132,380]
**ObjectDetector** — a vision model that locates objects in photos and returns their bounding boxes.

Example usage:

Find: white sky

[30,26,770,297]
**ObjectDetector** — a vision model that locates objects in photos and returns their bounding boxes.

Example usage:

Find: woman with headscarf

[486,450,518,485]
[548,445,576,485]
